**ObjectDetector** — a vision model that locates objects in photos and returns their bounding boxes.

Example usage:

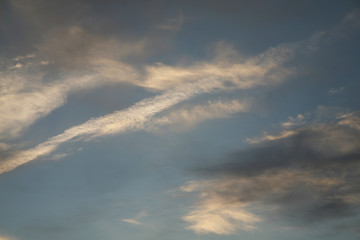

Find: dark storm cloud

[192,114,360,225]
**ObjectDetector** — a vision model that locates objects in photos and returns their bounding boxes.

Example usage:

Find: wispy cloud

[122,218,142,225]
[337,113,360,130]
[149,99,249,132]
[155,11,184,31]
[246,130,297,144]
[281,113,308,127]
[0,40,140,140]
[181,180,262,235]
[328,86,345,94]
[122,211,148,226]
[1,9,359,174]
[0,38,292,174]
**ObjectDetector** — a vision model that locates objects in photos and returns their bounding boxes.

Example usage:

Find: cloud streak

[148,99,249,132]
[0,37,293,174]
[1,9,359,175]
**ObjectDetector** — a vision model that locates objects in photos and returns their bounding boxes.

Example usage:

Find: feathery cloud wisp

[0,40,293,174]
[2,9,359,174]
[148,99,249,132]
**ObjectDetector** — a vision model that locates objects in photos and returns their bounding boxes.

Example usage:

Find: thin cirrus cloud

[182,113,360,235]
[0,23,287,141]
[148,99,249,132]
[1,8,358,141]
[0,9,359,175]
[122,211,148,226]
[0,25,146,140]
[0,36,293,174]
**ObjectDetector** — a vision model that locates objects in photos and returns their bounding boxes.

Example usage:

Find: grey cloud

[190,114,360,228]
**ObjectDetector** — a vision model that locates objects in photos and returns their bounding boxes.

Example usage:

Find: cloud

[122,218,142,225]
[0,77,231,173]
[0,27,144,140]
[155,11,184,31]
[1,9,359,174]
[148,99,249,132]
[294,9,360,52]
[0,34,293,174]
[337,113,360,131]
[181,180,262,235]
[328,86,345,94]
[122,211,148,226]
[142,44,293,91]
[0,59,137,140]
[0,18,289,141]
[246,130,297,144]
[281,113,308,127]
[183,113,360,234]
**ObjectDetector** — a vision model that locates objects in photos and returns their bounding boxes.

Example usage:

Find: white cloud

[181,179,262,235]
[122,218,142,225]
[0,53,138,140]
[181,168,345,235]
[0,79,226,173]
[122,211,148,226]
[281,114,307,127]
[3,8,356,141]
[246,130,297,144]
[183,201,261,235]
[337,113,360,130]
[181,112,360,235]
[2,11,359,174]
[0,39,294,174]
[13,53,35,61]
[149,99,248,131]
[142,44,292,91]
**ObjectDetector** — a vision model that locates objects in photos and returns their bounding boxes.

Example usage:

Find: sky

[0,0,360,239]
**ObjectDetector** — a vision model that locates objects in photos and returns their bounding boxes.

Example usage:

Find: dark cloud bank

[196,115,360,229]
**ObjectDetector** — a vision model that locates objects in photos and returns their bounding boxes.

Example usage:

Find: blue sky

[1,1,360,239]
